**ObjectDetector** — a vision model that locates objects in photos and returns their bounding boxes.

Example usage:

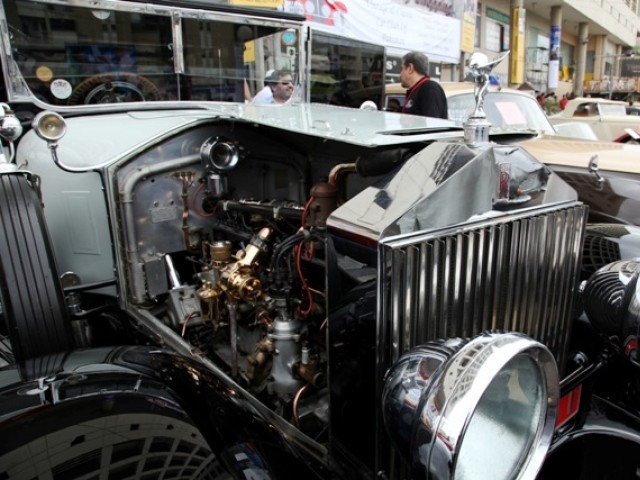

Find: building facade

[472,0,640,97]
[285,0,640,97]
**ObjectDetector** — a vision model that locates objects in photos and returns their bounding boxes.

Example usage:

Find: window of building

[485,20,509,52]
[485,7,510,52]
[586,51,595,73]
[475,2,481,48]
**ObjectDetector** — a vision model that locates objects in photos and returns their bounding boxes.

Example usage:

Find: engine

[106,119,588,434]
[173,222,328,399]
[24,108,611,479]
[109,124,369,425]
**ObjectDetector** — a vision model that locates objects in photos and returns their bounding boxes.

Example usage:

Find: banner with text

[284,0,461,64]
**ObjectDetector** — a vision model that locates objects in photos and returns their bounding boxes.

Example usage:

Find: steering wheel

[67,72,162,105]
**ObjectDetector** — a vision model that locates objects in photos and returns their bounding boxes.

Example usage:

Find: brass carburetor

[197,227,272,326]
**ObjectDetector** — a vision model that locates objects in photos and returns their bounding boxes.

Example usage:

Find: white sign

[284,0,461,64]
[50,79,72,99]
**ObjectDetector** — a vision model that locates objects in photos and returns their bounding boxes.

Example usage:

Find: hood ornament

[464,51,510,145]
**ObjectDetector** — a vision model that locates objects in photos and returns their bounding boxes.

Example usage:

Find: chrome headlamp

[382,332,559,480]
[0,111,23,142]
[32,111,67,143]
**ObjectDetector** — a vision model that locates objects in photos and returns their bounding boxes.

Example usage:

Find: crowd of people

[536,91,571,114]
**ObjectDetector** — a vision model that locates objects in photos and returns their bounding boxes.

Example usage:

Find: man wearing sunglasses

[252,70,295,105]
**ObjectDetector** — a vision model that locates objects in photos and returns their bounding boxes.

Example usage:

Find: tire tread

[0,174,72,361]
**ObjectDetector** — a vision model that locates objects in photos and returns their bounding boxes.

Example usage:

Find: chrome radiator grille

[378,202,587,376]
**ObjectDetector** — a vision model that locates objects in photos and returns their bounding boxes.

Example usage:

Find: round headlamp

[0,113,23,141]
[382,332,559,480]
[32,111,66,143]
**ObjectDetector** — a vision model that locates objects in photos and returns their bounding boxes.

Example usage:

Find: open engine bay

[99,119,426,433]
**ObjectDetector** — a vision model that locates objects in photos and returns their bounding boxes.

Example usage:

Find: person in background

[252,70,294,105]
[559,93,569,110]
[252,70,275,104]
[386,98,402,112]
[399,51,447,119]
[543,92,560,114]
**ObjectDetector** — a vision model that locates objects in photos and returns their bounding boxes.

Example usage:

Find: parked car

[386,82,640,225]
[387,82,589,136]
[552,121,599,140]
[626,104,640,116]
[548,96,640,142]
[2,8,640,478]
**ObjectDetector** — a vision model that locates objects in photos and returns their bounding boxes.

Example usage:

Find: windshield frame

[0,0,307,110]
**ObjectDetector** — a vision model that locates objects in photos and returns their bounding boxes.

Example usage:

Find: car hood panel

[17,103,463,171]
[519,135,640,174]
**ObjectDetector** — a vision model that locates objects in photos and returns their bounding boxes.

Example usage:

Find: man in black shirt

[400,51,448,119]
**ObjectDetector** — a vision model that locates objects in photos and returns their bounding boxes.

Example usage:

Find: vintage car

[387,81,604,139]
[386,81,640,226]
[1,3,640,477]
[548,97,640,142]
[384,82,555,134]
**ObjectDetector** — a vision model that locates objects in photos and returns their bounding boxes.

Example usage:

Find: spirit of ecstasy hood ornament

[463,51,510,145]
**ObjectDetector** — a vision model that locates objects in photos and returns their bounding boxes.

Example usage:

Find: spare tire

[0,174,73,362]
[67,72,162,105]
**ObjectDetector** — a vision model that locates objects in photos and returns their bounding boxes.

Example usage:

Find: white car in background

[386,82,557,135]
[386,82,608,142]
[548,97,640,142]
[384,82,640,225]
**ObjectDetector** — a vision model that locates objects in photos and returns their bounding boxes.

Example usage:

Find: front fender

[582,223,640,279]
[538,395,640,479]
[0,346,329,480]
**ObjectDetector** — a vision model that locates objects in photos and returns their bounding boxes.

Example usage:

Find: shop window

[486,19,509,52]
[475,3,481,48]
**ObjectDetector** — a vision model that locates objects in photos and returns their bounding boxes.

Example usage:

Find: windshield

[598,103,627,116]
[447,91,555,134]
[309,32,385,109]
[552,122,599,140]
[1,0,303,106]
